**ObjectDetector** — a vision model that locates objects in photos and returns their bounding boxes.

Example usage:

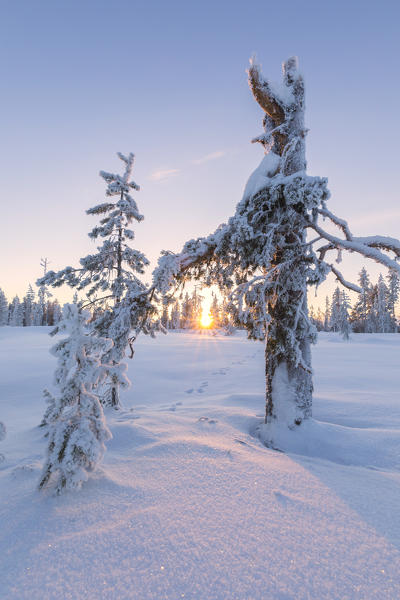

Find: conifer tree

[0,289,8,326]
[209,292,221,328]
[22,284,35,326]
[374,274,391,333]
[153,56,400,439]
[339,290,352,339]
[352,267,371,332]
[323,296,330,332]
[38,152,160,408]
[169,300,180,329]
[330,287,341,332]
[386,269,399,332]
[9,296,23,326]
[38,304,117,493]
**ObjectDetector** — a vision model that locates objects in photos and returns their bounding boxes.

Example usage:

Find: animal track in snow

[196,381,209,393]
[212,367,230,375]
[197,416,218,424]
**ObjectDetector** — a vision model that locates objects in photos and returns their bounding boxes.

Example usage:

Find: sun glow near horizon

[199,309,213,329]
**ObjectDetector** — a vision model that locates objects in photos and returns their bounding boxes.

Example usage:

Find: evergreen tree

[37,258,52,325]
[0,289,8,326]
[9,296,23,326]
[339,290,352,340]
[153,56,400,436]
[22,284,35,326]
[375,274,391,333]
[160,303,169,329]
[169,300,180,329]
[352,268,371,332]
[180,293,191,329]
[209,292,220,328]
[386,269,399,332]
[39,152,160,408]
[330,287,341,332]
[38,304,116,493]
[323,296,330,332]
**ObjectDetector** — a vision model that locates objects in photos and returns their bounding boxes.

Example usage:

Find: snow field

[1,328,400,599]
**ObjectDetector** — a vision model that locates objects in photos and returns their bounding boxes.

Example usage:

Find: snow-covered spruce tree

[386,269,399,332]
[351,267,372,332]
[38,152,161,408]
[169,300,180,329]
[36,258,52,326]
[153,56,400,440]
[9,296,23,326]
[0,288,8,326]
[38,304,119,493]
[22,284,35,326]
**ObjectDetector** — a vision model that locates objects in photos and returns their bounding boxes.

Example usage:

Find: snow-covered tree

[351,268,371,332]
[329,287,341,332]
[339,290,352,340]
[0,289,8,326]
[9,296,23,326]
[169,300,180,329]
[323,296,330,332]
[386,269,399,332]
[209,292,221,328]
[152,56,400,440]
[180,293,191,329]
[38,304,118,493]
[39,152,161,408]
[36,258,52,325]
[22,284,35,326]
[160,303,169,329]
[374,274,391,333]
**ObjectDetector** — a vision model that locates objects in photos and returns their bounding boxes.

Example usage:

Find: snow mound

[259,418,400,470]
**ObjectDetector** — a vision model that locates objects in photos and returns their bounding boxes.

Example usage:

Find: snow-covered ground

[1,327,400,599]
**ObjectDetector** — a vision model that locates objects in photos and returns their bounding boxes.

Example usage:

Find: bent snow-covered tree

[153,56,400,439]
[39,153,161,408]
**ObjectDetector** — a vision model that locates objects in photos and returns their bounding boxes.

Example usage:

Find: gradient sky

[1,0,399,309]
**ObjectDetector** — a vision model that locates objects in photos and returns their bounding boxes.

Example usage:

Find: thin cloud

[192,150,225,165]
[149,168,180,182]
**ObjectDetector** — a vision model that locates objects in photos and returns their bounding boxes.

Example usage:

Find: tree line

[310,267,399,337]
[0,284,63,327]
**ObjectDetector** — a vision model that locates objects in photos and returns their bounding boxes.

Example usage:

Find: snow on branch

[309,218,400,275]
[329,265,362,293]
[248,57,285,124]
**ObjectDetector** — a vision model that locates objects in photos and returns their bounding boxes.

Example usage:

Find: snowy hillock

[0,327,400,599]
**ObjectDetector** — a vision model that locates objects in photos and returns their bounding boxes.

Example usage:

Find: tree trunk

[250,57,313,427]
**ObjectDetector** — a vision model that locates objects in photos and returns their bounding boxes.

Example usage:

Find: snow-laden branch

[309,219,400,275]
[329,265,362,293]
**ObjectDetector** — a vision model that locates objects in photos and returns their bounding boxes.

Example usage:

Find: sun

[199,310,213,329]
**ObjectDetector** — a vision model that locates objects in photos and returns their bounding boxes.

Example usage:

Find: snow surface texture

[1,327,400,599]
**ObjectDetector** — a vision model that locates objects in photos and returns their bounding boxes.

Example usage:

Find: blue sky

[1,0,399,308]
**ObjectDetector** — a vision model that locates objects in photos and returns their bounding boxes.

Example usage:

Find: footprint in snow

[197,416,218,424]
[166,401,183,411]
[196,381,209,393]
[185,388,194,394]
[212,368,229,375]
[273,490,294,507]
